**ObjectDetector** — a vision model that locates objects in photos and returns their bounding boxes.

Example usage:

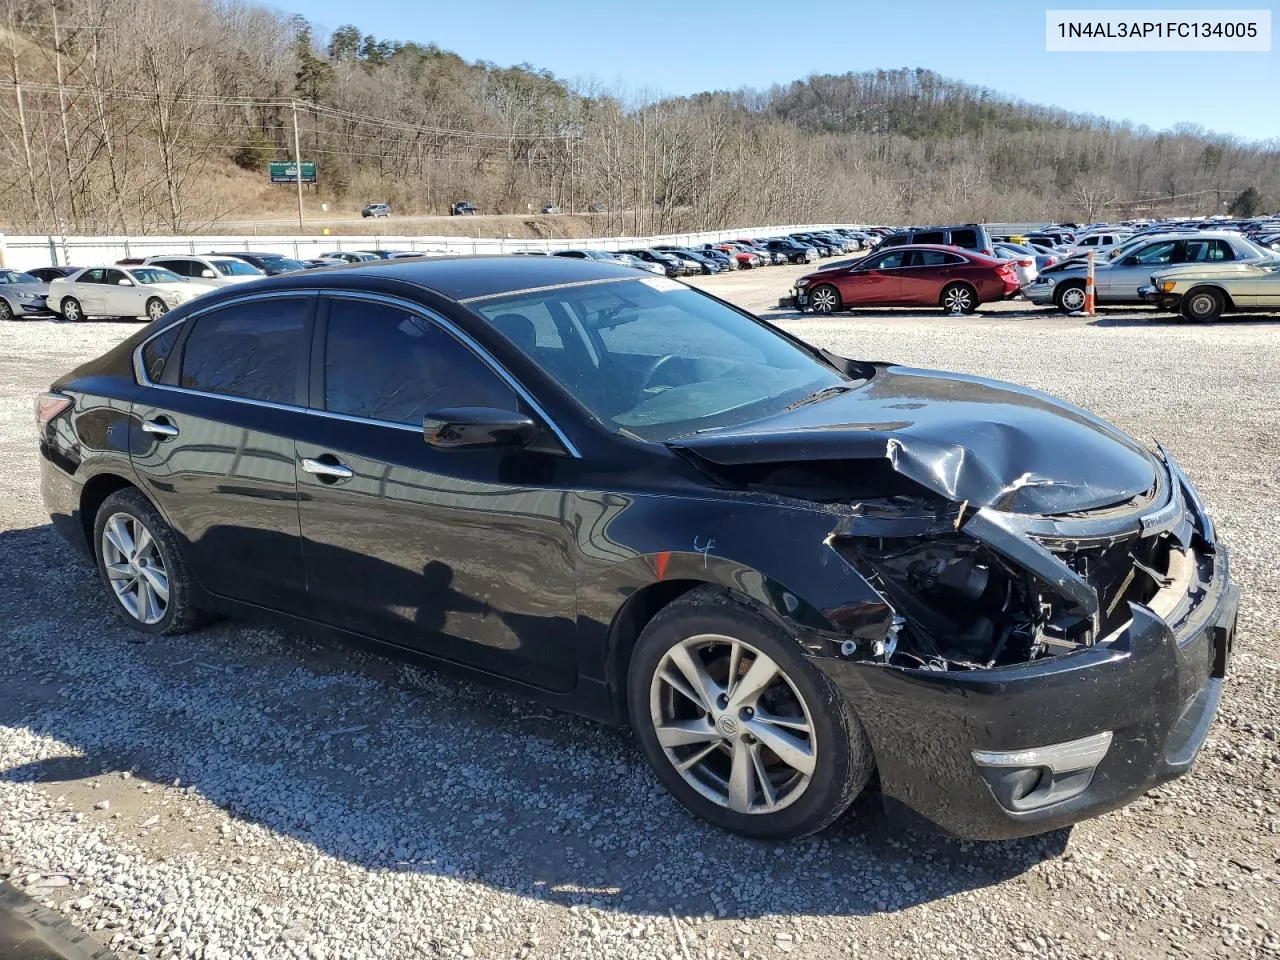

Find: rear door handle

[141,418,178,438]
[301,457,353,480]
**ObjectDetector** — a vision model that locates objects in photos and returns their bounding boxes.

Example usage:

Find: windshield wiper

[785,383,857,410]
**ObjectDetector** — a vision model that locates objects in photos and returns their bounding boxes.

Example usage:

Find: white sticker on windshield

[639,276,683,292]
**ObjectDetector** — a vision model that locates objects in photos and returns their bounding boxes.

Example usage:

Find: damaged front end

[827,472,1187,674]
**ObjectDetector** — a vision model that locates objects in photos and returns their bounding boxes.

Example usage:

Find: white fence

[0,224,866,271]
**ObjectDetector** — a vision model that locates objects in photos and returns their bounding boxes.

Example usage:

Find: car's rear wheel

[93,488,203,635]
[627,587,873,839]
[940,282,977,314]
[1181,287,1224,322]
[60,296,83,322]
[1054,281,1086,313]
[808,283,842,314]
[145,297,169,321]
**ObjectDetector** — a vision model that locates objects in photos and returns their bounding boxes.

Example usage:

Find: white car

[48,265,204,322]
[142,254,265,288]
[993,243,1039,288]
[1065,232,1132,258]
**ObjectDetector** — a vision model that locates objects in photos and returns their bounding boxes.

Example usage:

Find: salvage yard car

[0,269,54,320]
[1140,257,1280,321]
[48,265,204,321]
[37,256,1237,841]
[1025,232,1273,312]
[795,244,1021,314]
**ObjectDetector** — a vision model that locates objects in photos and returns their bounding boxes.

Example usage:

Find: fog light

[972,731,1112,813]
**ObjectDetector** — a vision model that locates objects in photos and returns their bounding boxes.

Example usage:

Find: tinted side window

[79,269,106,284]
[180,299,309,403]
[879,235,908,248]
[913,250,955,267]
[867,251,908,269]
[1184,239,1234,262]
[141,323,183,383]
[324,299,516,426]
[913,231,945,245]
[104,269,128,285]
[950,229,978,248]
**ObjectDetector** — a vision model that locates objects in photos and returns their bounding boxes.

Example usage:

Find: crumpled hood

[670,365,1159,515]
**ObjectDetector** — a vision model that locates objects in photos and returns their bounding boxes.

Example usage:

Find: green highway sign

[270,161,317,184]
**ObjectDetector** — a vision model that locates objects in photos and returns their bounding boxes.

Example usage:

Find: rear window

[179,298,309,403]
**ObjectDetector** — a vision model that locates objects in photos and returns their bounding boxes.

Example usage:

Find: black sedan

[37,256,1237,840]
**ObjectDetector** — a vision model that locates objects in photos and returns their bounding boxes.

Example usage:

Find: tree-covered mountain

[1,0,1275,234]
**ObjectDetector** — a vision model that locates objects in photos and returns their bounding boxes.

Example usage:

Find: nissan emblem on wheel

[38,254,1237,840]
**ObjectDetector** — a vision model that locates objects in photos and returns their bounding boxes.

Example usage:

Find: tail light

[36,391,73,435]
[1045,257,1057,266]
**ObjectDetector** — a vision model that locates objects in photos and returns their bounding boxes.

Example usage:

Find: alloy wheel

[649,633,817,815]
[101,512,169,625]
[147,298,169,321]
[0,299,12,321]
[61,297,81,322]
[943,285,975,313]
[809,285,839,314]
[1058,285,1086,311]
[1185,291,1220,320]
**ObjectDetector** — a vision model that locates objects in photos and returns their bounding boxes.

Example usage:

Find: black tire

[0,298,12,321]
[808,283,842,314]
[940,282,978,314]
[1053,281,1086,313]
[145,297,169,321]
[92,487,204,635]
[1180,287,1224,322]
[60,296,83,322]
[627,586,874,839]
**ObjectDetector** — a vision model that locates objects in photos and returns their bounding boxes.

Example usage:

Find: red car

[793,244,1021,314]
[705,242,759,269]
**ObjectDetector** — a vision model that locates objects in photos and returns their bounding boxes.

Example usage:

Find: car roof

[196,254,643,303]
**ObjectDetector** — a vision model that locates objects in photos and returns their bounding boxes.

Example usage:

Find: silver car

[0,269,53,320]
[1023,231,1272,312]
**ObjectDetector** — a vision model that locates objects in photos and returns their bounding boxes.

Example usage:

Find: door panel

[296,420,578,691]
[842,269,901,305]
[130,388,308,607]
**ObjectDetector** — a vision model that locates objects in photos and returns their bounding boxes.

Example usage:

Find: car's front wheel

[0,298,12,321]
[808,283,841,314]
[93,488,203,635]
[60,296,83,322]
[627,587,873,839]
[1181,287,1224,322]
[145,297,169,321]
[1054,281,1086,313]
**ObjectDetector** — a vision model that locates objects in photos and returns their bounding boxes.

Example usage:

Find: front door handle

[141,418,179,438]
[301,456,354,480]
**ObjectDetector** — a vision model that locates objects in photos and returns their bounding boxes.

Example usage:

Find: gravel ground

[1,268,1278,960]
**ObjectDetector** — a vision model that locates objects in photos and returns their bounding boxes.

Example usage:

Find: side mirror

[117,278,133,286]
[201,269,216,278]
[423,407,538,450]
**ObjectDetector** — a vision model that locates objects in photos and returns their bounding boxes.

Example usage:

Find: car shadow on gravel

[1091,314,1280,327]
[1,521,1070,920]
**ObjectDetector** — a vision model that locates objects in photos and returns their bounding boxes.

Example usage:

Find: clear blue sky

[285,0,1279,142]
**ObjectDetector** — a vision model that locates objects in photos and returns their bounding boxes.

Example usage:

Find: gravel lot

[2,266,1279,960]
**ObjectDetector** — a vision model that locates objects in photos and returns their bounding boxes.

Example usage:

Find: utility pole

[291,99,305,230]
[50,0,77,223]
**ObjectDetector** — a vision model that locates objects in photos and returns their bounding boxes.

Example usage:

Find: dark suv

[879,224,995,257]
[450,201,478,216]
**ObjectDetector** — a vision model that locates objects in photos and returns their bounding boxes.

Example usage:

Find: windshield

[259,257,306,274]
[130,267,183,285]
[474,278,850,441]
[0,271,37,283]
[213,259,262,276]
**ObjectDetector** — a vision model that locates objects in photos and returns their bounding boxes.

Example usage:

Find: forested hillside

[2,0,1276,234]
